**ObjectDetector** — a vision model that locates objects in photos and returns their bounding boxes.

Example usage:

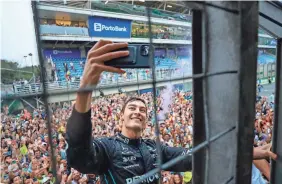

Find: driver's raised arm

[66,106,108,174]
[161,143,192,172]
[65,40,129,174]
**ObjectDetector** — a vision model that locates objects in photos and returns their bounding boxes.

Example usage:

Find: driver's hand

[253,143,278,160]
[80,40,128,89]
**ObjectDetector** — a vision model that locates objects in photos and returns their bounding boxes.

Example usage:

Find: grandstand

[52,57,84,81]
[2,1,282,184]
[0,0,273,90]
[258,52,276,65]
[46,47,192,81]
[36,0,275,83]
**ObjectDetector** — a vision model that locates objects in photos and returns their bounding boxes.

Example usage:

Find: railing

[257,63,276,81]
[1,69,190,98]
[38,1,191,23]
[40,25,89,36]
[2,62,274,98]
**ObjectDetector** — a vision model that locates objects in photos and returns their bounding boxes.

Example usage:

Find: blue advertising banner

[174,84,184,91]
[270,39,277,46]
[88,16,132,38]
[43,49,81,59]
[167,49,176,57]
[154,48,166,57]
[140,88,153,94]
[177,47,191,56]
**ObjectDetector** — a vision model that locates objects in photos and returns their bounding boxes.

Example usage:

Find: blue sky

[1,1,281,67]
[1,0,39,67]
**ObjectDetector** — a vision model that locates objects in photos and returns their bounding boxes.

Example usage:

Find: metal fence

[1,69,190,98]
[10,1,280,184]
[257,63,276,82]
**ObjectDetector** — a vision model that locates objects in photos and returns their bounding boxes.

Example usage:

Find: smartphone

[105,44,153,68]
[60,164,64,171]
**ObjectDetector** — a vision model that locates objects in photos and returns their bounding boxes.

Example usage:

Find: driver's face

[121,100,147,132]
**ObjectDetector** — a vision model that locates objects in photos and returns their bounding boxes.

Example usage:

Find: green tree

[1,59,41,84]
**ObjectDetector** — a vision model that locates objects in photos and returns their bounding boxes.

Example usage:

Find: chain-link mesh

[28,1,253,184]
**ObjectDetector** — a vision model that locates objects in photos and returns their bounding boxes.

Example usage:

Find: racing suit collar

[116,133,142,145]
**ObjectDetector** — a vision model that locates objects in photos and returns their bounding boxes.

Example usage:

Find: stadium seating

[258,54,276,65]
[90,1,191,22]
[51,56,191,81]
[258,28,268,35]
[52,58,86,81]
[155,57,180,69]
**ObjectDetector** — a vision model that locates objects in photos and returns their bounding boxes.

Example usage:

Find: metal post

[137,70,140,95]
[29,53,36,83]
[36,96,39,108]
[8,100,16,109]
[192,9,206,184]
[24,56,27,67]
[271,38,282,184]
[198,2,256,183]
[21,98,36,109]
[169,66,172,84]
[236,2,258,183]
[29,53,34,72]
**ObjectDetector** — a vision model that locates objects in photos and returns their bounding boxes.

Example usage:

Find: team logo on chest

[122,156,137,163]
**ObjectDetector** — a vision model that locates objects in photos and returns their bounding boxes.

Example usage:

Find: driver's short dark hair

[121,97,147,114]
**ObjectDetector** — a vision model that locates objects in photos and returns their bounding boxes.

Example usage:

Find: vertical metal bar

[192,10,206,184]
[236,2,258,183]
[137,70,140,95]
[202,5,211,184]
[31,1,58,182]
[145,4,162,183]
[204,2,240,183]
[271,38,282,184]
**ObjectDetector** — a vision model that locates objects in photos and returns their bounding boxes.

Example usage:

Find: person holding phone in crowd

[66,40,193,184]
[66,40,277,184]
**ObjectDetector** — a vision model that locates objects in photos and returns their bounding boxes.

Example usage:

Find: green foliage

[1,59,41,84]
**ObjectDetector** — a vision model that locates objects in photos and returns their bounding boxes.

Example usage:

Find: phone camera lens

[141,45,149,56]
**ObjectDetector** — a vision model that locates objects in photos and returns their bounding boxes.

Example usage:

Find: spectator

[0,90,277,183]
[0,72,277,184]
[63,63,68,73]
[70,62,74,71]
[268,76,272,84]
[80,60,85,69]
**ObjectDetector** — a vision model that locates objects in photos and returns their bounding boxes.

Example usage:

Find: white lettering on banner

[126,173,160,184]
[94,23,102,31]
[94,23,127,32]
[53,50,73,55]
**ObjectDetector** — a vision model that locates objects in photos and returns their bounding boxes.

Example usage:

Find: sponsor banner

[177,47,191,56]
[43,49,81,58]
[167,48,175,57]
[270,39,277,46]
[174,84,184,91]
[140,88,153,94]
[258,49,276,64]
[154,48,166,57]
[88,16,132,38]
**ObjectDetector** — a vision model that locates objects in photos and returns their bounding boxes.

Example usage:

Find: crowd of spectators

[0,86,274,183]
